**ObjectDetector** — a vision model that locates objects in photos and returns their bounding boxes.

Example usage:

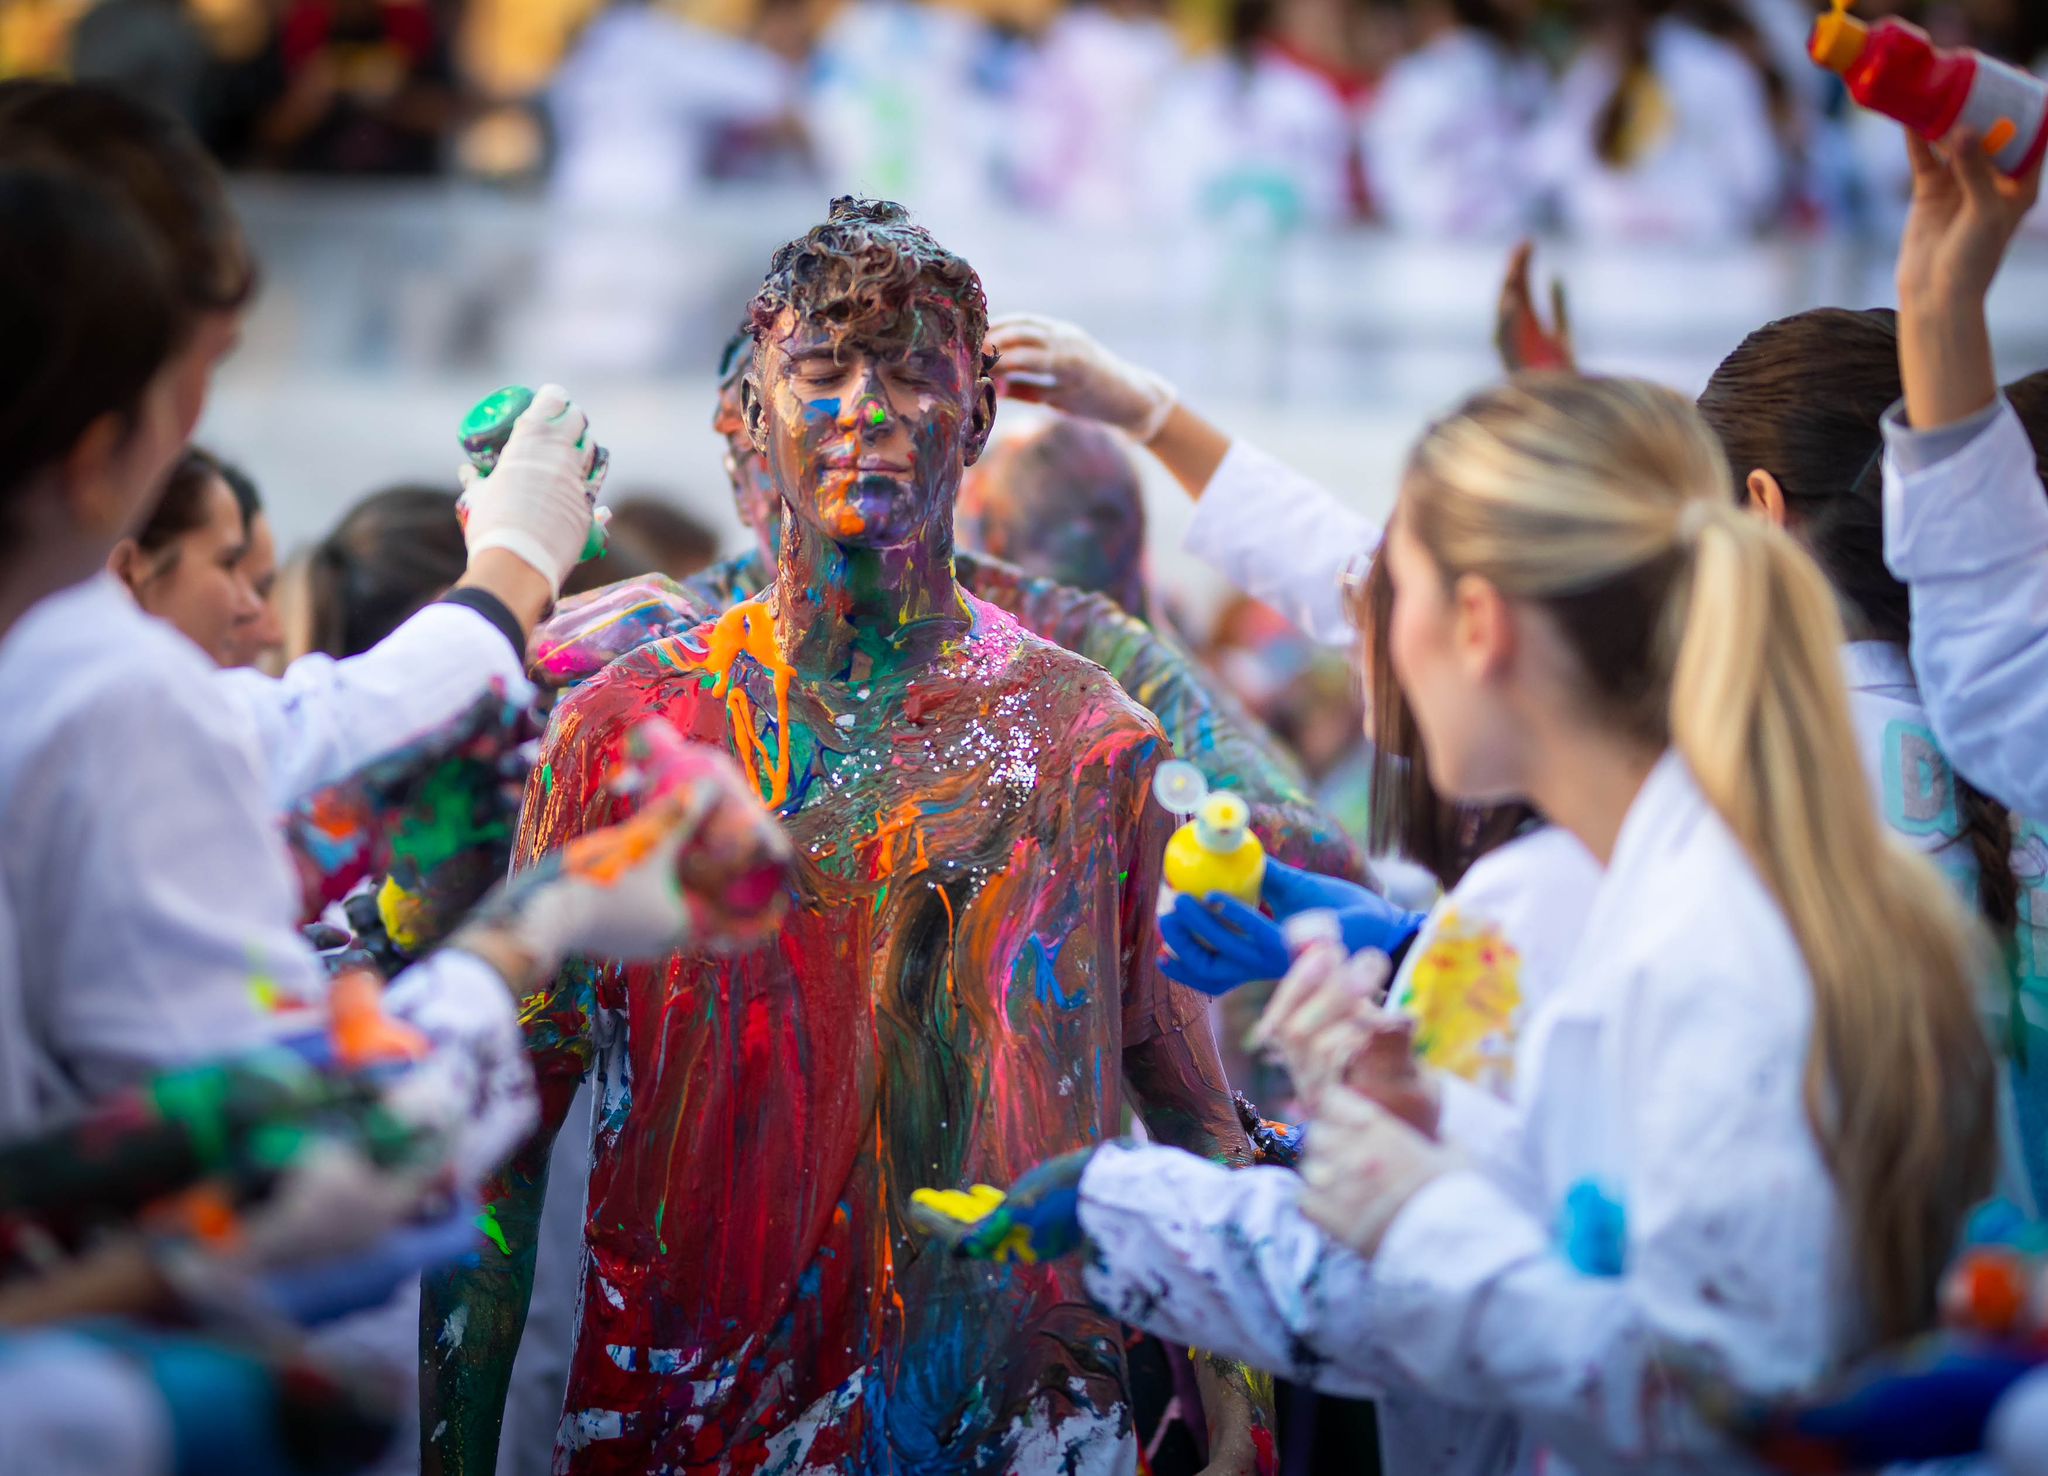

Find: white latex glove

[455,382,607,591]
[476,718,793,968]
[236,1139,438,1271]
[1298,1085,1456,1258]
[381,958,538,1188]
[986,313,1177,442]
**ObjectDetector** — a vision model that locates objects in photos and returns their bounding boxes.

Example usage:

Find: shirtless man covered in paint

[422,199,1264,1476]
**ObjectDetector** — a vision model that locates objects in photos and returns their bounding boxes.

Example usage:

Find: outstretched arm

[986,315,1377,647]
[1884,132,2048,813]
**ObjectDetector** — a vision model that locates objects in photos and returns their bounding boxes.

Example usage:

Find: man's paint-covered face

[747,305,994,551]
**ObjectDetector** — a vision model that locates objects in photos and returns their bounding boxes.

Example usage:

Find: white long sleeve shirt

[1079,754,1849,1475]
[1183,438,1379,646]
[0,575,526,1135]
[1883,398,2048,819]
[216,598,530,811]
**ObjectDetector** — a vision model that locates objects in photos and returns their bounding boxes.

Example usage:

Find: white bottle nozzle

[1193,793,1251,853]
[1152,759,1209,817]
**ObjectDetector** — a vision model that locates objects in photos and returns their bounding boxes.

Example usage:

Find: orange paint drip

[702,598,795,807]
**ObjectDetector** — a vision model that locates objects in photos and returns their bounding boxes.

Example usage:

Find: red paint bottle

[1809,0,2048,178]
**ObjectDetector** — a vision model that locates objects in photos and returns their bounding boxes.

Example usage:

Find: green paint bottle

[459,384,609,562]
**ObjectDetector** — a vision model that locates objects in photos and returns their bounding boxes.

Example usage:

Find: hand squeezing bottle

[1154,759,1266,906]
[459,384,610,562]
[1810,0,2048,178]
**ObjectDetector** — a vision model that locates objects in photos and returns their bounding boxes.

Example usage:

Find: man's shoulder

[966,597,1166,753]
[549,628,729,743]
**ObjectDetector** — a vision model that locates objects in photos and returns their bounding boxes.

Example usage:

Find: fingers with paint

[909,1148,1097,1264]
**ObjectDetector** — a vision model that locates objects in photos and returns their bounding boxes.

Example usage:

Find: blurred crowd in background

[4,0,2046,241]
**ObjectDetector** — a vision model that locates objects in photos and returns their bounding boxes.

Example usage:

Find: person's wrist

[457,549,553,636]
[447,921,545,996]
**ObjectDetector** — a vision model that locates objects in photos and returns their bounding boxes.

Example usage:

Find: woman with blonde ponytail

[912,371,1999,1475]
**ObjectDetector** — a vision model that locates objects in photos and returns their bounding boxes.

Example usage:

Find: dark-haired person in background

[108,447,266,669]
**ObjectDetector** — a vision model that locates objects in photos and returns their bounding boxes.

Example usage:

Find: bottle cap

[1809,0,1868,75]
[459,384,536,473]
[1193,792,1250,852]
[1152,760,1209,817]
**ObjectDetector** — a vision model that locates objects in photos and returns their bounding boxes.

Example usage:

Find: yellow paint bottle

[1162,787,1267,906]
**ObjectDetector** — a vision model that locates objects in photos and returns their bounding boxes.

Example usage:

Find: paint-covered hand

[1262,859,1426,958]
[908,1148,1096,1264]
[1298,1085,1453,1257]
[468,717,794,967]
[986,313,1177,443]
[455,383,609,591]
[528,574,708,691]
[1494,240,1575,374]
[284,684,540,953]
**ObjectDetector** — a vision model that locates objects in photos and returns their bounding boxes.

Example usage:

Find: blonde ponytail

[1670,504,1997,1341]
[1404,375,1998,1343]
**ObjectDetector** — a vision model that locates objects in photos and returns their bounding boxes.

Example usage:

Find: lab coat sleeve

[1884,399,2048,816]
[1367,955,1834,1465]
[215,602,531,811]
[1435,1074,1521,1178]
[1183,439,1380,647]
[21,675,318,1103]
[1076,1142,1393,1399]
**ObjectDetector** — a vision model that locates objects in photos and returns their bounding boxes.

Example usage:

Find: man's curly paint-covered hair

[745,197,993,375]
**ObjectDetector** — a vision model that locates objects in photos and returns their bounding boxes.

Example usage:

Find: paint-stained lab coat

[1182,437,1378,647]
[1076,753,1853,1474]
[1884,398,2048,820]
[0,574,527,1134]
[215,598,531,811]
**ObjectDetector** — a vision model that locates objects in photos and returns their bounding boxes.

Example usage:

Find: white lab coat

[216,598,530,812]
[1078,753,1851,1474]
[1362,28,1548,239]
[1183,437,1378,646]
[1532,20,1782,242]
[0,574,528,1134]
[1883,399,2048,820]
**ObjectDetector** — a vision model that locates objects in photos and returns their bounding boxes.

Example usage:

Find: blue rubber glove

[908,1147,1095,1264]
[1159,893,1289,995]
[1266,858,1427,956]
[1157,861,1429,997]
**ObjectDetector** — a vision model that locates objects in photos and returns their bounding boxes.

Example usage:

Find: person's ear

[107,536,150,597]
[63,412,143,540]
[1745,468,1789,528]
[961,369,997,468]
[1452,572,1515,680]
[741,377,769,458]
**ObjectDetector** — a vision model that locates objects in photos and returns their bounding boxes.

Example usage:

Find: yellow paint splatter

[702,597,795,807]
[1394,906,1522,1092]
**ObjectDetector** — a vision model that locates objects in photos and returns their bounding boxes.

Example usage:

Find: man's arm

[417,676,632,1475]
[1111,735,1272,1474]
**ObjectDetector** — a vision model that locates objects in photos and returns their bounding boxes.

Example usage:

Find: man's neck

[772,515,971,686]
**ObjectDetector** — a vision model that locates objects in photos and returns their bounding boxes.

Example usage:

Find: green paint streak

[1117,869,1129,885]
[542,763,554,796]
[868,401,887,428]
[390,761,512,872]
[476,1204,512,1256]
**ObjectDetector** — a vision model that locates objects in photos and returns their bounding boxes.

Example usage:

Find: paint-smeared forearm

[419,1105,560,1474]
[958,553,1368,884]
[1077,1142,1388,1399]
